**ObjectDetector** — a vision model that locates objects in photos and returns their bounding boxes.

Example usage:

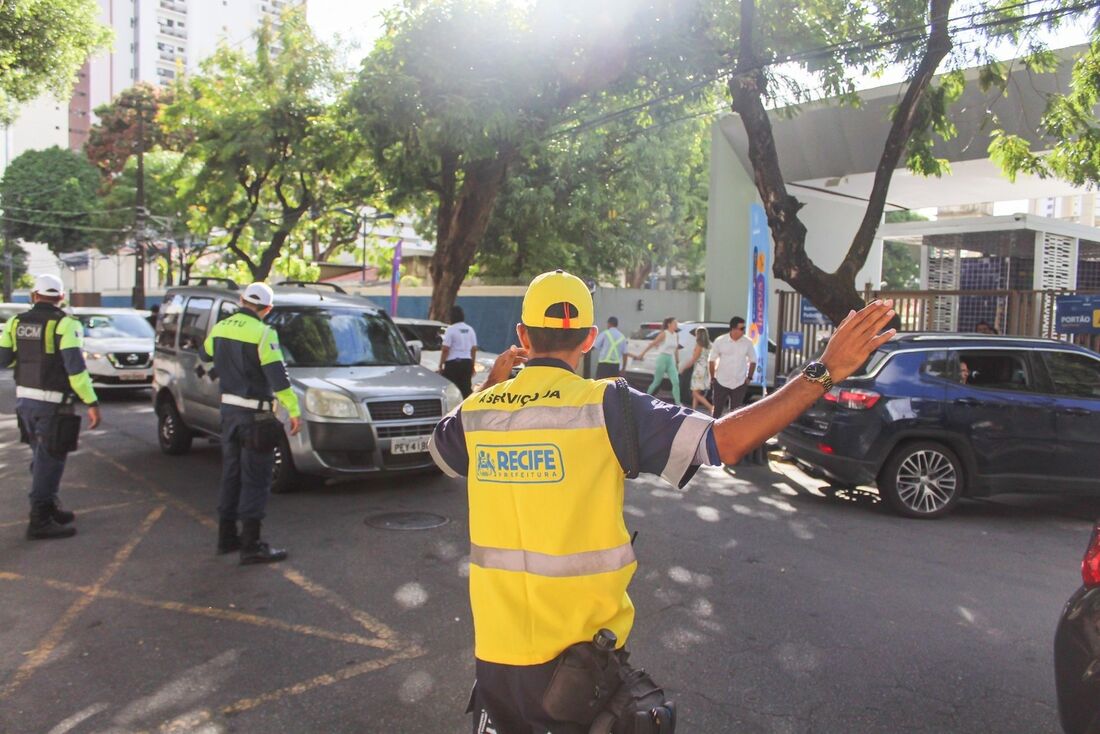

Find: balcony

[159,0,187,14]
[157,25,186,40]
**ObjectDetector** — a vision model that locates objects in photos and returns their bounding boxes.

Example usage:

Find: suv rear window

[179,297,213,352]
[156,294,185,349]
[269,307,414,367]
[1040,351,1100,398]
[958,351,1032,391]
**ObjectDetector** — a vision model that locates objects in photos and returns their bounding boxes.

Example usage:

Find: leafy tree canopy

[162,9,372,281]
[0,0,111,123]
[0,146,101,254]
[85,83,191,179]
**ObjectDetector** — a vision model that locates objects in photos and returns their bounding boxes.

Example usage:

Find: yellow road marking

[0,571,391,650]
[0,500,146,528]
[88,444,401,641]
[0,505,166,701]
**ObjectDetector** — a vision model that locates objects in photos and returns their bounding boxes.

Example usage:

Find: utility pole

[131,0,146,308]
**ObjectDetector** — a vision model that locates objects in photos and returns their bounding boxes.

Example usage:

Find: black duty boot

[239,519,287,565]
[26,503,77,540]
[48,499,75,525]
[217,519,241,555]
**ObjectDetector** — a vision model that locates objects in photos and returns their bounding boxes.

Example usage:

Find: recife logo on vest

[474,443,564,484]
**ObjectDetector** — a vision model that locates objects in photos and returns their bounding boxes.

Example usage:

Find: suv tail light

[823,387,881,410]
[1082,526,1100,588]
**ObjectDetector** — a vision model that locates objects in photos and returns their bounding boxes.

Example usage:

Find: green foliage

[881,241,921,290]
[85,84,190,178]
[0,0,112,123]
[162,9,372,280]
[0,146,101,254]
[91,150,193,250]
[478,106,711,286]
[993,39,1100,187]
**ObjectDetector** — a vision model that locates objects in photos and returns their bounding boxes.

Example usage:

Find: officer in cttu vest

[593,315,627,379]
[0,274,102,540]
[429,270,899,733]
[201,282,301,565]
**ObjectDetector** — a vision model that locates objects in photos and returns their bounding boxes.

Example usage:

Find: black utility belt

[542,631,676,733]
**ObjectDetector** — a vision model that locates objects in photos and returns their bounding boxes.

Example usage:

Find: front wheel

[879,441,964,519]
[271,429,302,494]
[157,399,193,455]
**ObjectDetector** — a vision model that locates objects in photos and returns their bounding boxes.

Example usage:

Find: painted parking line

[0,571,390,650]
[0,505,166,701]
[0,500,147,528]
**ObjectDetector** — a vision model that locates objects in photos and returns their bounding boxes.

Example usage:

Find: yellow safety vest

[461,365,636,665]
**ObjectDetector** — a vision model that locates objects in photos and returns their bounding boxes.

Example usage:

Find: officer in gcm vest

[430,269,897,734]
[200,283,301,565]
[0,275,102,540]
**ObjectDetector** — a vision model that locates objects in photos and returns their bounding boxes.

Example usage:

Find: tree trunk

[730,0,953,325]
[428,153,513,321]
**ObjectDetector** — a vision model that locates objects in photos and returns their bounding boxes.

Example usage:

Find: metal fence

[775,288,1100,377]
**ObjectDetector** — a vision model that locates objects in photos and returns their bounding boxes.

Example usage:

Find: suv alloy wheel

[271,429,302,493]
[879,441,964,519]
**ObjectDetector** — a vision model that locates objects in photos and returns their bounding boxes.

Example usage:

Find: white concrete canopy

[705,44,1093,323]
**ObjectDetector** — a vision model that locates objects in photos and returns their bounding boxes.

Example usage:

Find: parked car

[71,307,155,390]
[1055,522,1100,734]
[624,320,777,396]
[0,302,29,326]
[779,333,1100,518]
[393,316,499,389]
[152,280,462,491]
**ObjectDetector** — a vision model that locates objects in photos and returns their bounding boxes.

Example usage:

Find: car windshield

[269,307,414,367]
[78,313,154,339]
[399,323,444,351]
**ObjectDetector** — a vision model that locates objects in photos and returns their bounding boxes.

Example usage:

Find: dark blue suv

[779,334,1100,518]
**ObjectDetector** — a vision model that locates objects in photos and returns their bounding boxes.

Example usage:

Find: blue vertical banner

[746,204,770,386]
[390,239,403,316]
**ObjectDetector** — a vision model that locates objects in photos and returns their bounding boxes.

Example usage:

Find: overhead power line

[549,0,1099,140]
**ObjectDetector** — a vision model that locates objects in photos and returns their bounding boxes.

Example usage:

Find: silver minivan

[151,280,462,491]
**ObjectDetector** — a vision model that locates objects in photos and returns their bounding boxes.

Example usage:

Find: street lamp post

[335,209,395,284]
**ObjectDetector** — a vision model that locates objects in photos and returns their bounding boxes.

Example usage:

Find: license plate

[391,435,430,455]
[118,372,149,381]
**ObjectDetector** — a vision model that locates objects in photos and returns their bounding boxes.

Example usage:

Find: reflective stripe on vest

[470,541,635,577]
[16,386,66,403]
[599,332,626,364]
[462,365,635,666]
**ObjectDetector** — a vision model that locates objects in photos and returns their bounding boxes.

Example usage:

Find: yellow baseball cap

[521,269,594,329]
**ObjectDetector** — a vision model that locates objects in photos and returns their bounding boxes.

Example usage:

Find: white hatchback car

[71,307,156,389]
[393,316,499,389]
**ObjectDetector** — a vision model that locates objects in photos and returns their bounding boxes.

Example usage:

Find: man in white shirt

[440,305,478,397]
[708,316,757,418]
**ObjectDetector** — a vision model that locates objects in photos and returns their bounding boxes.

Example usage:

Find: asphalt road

[1,379,1096,733]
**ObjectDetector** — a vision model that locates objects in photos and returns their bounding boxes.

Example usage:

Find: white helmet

[242,282,274,308]
[32,274,65,298]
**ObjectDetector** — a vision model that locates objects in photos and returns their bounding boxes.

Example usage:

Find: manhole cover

[365,512,449,531]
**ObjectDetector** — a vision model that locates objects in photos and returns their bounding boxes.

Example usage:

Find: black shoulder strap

[614,377,640,479]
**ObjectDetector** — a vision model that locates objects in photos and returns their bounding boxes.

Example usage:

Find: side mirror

[406,339,423,363]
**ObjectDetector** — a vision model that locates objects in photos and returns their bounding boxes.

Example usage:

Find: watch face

[804,361,827,379]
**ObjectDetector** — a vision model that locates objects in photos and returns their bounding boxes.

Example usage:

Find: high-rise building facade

[67,0,302,150]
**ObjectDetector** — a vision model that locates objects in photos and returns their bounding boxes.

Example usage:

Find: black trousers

[711,381,747,419]
[443,358,475,398]
[595,362,621,380]
[473,658,589,734]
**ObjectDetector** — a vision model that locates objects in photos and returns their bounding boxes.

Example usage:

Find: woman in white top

[439,305,478,397]
[635,316,681,405]
[681,327,713,413]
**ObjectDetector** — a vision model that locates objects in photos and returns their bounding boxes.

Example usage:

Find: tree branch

[837,0,953,282]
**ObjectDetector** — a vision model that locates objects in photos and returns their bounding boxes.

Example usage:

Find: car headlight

[83,351,104,361]
[444,383,463,413]
[305,388,359,418]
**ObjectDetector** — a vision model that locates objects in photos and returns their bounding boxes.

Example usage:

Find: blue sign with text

[1056,295,1100,335]
[800,299,830,326]
[782,331,804,351]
